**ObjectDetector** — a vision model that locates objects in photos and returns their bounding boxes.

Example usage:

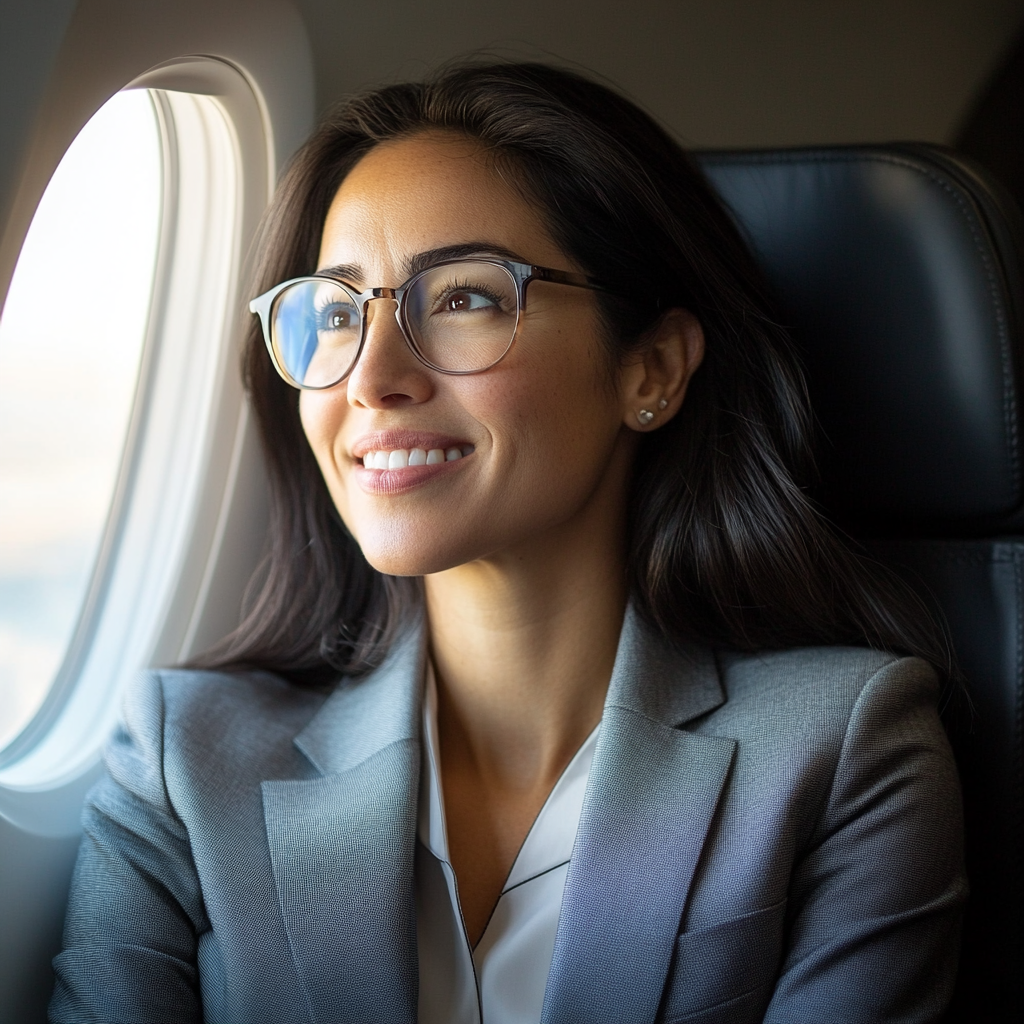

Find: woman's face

[300,132,642,577]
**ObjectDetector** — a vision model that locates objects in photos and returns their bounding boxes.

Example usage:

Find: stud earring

[658,398,668,409]
[637,409,655,425]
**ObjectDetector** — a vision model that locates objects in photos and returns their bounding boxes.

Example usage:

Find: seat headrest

[698,145,1024,533]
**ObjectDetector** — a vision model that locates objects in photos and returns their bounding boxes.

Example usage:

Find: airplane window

[0,91,161,751]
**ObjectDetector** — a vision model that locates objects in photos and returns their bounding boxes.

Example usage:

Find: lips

[361,445,473,469]
[352,430,474,465]
[349,431,475,494]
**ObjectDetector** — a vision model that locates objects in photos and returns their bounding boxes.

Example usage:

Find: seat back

[698,145,1024,1021]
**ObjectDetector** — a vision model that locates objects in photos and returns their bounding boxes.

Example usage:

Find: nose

[344,295,434,409]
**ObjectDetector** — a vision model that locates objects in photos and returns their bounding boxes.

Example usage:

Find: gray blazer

[50,607,966,1024]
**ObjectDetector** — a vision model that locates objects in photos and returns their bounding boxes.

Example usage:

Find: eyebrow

[316,242,530,285]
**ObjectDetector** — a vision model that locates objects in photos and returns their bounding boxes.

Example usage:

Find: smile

[361,445,474,469]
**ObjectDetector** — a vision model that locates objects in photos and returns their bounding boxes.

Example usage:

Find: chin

[355,525,483,578]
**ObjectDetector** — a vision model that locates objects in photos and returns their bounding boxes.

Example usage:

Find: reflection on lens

[406,262,518,371]
[271,279,362,388]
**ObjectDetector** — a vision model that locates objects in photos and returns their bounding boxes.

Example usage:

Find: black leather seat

[698,145,1024,1022]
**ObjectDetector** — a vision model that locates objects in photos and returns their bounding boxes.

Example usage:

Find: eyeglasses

[249,258,614,390]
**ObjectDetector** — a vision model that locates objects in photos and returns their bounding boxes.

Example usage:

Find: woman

[51,62,965,1024]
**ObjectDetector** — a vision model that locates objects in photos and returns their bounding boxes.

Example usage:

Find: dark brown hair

[194,60,949,686]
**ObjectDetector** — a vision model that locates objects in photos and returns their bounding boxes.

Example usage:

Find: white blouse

[415,666,600,1024]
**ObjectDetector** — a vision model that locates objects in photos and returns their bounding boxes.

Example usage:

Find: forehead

[317,132,566,280]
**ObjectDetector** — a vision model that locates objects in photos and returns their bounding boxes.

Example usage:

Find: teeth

[363,447,467,468]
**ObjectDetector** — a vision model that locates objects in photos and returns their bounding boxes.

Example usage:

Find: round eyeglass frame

[248,257,616,390]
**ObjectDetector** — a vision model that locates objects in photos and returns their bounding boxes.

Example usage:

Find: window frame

[0,56,287,831]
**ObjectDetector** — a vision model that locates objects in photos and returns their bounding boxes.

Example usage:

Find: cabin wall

[297,0,1024,148]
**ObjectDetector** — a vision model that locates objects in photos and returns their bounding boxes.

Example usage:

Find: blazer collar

[288,601,724,773]
[293,620,426,776]
[541,605,737,1024]
[264,606,733,1024]
[289,600,720,774]
[262,621,426,1024]
[605,603,725,727]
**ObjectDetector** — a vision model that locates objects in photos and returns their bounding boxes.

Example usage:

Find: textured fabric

[416,663,598,1023]
[50,607,965,1024]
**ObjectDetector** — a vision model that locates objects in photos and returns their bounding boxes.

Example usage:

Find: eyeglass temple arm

[529,265,661,310]
[530,265,611,292]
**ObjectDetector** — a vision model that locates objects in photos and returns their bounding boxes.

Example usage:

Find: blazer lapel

[541,607,737,1024]
[262,626,425,1024]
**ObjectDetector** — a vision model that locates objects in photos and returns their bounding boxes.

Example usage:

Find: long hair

[192,60,950,686]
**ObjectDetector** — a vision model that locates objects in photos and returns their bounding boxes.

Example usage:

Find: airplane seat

[698,145,1024,1022]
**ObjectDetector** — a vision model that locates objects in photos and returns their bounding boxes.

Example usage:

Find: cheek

[506,321,617,440]
[298,390,349,499]
[475,325,622,499]
[298,391,330,457]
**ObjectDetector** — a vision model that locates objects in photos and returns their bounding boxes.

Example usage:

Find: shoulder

[111,667,331,791]
[127,665,329,735]
[711,645,936,725]
[151,664,327,725]
[687,645,958,881]
[691,646,943,777]
[720,643,930,691]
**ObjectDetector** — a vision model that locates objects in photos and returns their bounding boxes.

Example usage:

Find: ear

[620,308,705,432]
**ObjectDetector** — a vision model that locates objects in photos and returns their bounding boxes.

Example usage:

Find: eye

[441,288,498,313]
[408,264,518,331]
[316,301,358,332]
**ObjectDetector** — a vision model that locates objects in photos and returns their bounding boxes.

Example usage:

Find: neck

[424,498,627,793]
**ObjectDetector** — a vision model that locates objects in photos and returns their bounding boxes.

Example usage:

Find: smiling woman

[51,62,966,1024]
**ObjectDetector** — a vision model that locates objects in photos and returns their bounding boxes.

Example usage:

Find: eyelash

[435,278,509,310]
[313,299,357,322]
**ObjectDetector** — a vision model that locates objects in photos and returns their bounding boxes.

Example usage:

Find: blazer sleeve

[764,656,968,1023]
[50,671,207,1024]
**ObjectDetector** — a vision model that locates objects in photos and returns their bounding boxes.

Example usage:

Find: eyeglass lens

[270,261,520,388]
